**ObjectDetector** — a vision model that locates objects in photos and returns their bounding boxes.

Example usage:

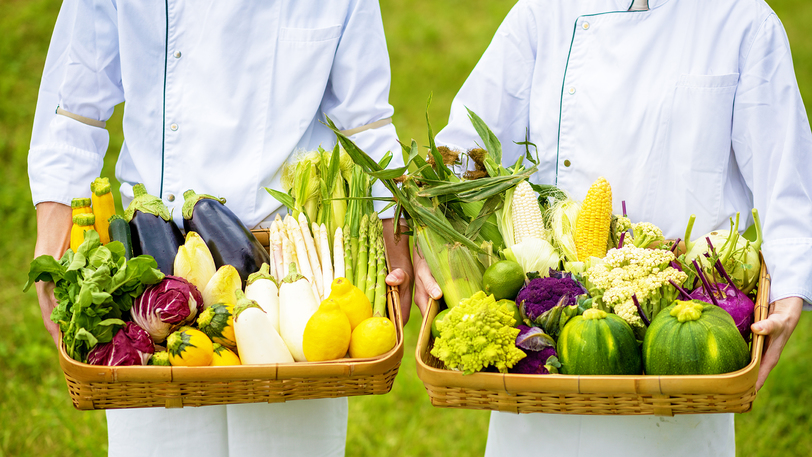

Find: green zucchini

[108,214,134,260]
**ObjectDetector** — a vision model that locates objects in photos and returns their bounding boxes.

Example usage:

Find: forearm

[35,202,72,258]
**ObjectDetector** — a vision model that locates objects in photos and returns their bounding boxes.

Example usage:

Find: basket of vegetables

[28,152,404,411]
[327,111,768,416]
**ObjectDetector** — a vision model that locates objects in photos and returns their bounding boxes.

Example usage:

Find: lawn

[2,1,811,456]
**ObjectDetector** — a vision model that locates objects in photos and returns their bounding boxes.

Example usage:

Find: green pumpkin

[642,300,750,375]
[558,308,642,375]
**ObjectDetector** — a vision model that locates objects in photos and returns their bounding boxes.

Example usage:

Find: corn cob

[574,177,613,260]
[511,180,546,244]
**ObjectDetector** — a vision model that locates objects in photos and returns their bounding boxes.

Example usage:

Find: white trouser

[106,398,347,457]
[485,412,734,457]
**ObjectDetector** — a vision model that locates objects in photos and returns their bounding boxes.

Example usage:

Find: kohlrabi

[682,209,762,294]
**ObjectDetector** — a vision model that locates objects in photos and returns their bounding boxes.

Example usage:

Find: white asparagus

[333,226,345,280]
[311,221,323,264]
[287,215,321,300]
[319,223,334,299]
[270,226,285,280]
[282,235,296,277]
[298,213,324,298]
[265,227,277,280]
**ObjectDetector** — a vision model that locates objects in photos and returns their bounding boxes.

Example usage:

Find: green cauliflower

[431,291,525,374]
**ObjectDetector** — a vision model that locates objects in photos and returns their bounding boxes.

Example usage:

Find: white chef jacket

[28,0,400,228]
[29,1,400,456]
[436,0,812,455]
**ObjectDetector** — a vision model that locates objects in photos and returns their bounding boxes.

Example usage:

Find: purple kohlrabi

[689,253,754,340]
[130,275,203,343]
[87,322,155,366]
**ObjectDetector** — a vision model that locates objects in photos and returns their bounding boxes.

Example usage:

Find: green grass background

[2,0,812,455]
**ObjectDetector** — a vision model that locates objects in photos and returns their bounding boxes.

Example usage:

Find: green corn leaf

[464,194,503,239]
[466,108,502,166]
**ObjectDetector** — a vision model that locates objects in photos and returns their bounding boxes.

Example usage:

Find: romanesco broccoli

[431,291,526,374]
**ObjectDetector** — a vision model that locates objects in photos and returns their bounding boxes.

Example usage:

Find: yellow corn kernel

[574,177,613,260]
[512,180,546,244]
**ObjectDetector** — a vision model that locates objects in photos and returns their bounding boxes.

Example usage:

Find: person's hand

[410,243,442,317]
[33,202,72,347]
[751,296,803,390]
[382,219,416,324]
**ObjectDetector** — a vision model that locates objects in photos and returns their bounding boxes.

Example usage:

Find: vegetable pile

[26,171,396,367]
[329,110,759,376]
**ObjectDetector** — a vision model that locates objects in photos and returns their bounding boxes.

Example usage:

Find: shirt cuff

[761,238,812,310]
[28,144,104,206]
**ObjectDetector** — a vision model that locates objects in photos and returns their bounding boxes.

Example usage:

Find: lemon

[349,317,397,359]
[328,277,372,329]
[482,260,525,301]
[302,298,352,361]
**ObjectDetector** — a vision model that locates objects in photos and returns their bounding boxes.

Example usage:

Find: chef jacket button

[564,159,572,167]
[174,51,182,58]
[568,87,576,95]
[170,123,179,131]
[167,194,176,202]
[582,22,590,30]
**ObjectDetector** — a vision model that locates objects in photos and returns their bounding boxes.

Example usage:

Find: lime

[431,308,451,339]
[497,299,522,327]
[482,260,525,301]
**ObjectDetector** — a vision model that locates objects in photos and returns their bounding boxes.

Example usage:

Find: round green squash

[558,308,642,375]
[642,300,750,375]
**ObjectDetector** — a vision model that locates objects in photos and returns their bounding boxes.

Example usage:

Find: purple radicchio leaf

[130,275,203,343]
[87,322,155,366]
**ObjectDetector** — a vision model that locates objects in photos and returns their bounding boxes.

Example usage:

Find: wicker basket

[58,229,404,410]
[416,260,769,416]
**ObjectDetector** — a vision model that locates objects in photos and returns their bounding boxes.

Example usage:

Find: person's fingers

[412,245,442,316]
[385,267,414,324]
[35,281,60,347]
[751,297,803,390]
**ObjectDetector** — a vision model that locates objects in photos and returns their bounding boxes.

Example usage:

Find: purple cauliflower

[516,275,585,322]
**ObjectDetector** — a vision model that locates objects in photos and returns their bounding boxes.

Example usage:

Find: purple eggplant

[124,184,184,275]
[181,189,270,284]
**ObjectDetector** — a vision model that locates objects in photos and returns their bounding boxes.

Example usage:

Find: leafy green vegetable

[23,230,164,362]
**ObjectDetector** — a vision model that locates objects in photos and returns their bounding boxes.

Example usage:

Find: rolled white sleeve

[28,0,124,207]
[732,13,812,307]
[435,0,536,156]
[320,0,401,218]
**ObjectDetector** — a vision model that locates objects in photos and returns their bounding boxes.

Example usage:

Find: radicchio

[87,322,155,366]
[131,275,203,343]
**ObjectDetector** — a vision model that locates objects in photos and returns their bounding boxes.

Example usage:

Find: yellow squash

[211,343,241,366]
[91,177,116,245]
[197,303,237,350]
[70,213,96,252]
[167,327,214,366]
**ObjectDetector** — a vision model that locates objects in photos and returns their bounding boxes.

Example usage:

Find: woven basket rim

[416,253,768,398]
